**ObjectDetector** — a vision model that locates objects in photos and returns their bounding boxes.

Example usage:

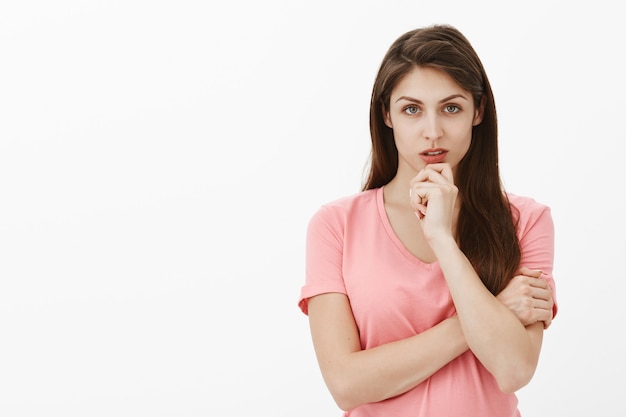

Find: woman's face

[384,66,483,179]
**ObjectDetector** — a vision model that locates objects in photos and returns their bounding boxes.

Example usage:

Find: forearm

[429,236,541,392]
[325,316,467,410]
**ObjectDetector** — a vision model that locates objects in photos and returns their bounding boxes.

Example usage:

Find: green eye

[404,106,419,114]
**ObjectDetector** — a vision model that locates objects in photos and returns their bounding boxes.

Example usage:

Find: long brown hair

[363,24,520,294]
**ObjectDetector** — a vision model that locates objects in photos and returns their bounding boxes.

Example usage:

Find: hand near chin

[409,163,458,241]
[496,266,554,329]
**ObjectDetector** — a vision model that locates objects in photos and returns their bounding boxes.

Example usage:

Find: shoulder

[507,193,554,237]
[507,193,551,216]
[312,188,379,220]
[507,192,548,210]
[307,188,379,234]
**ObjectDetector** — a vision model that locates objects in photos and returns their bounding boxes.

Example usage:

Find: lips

[420,148,448,164]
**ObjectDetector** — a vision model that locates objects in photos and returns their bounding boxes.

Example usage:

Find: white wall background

[1,1,624,416]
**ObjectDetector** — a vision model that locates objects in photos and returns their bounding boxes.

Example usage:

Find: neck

[383,174,414,209]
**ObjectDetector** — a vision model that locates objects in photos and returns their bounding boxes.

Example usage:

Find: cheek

[391,126,416,150]
[390,118,416,139]
[460,135,473,156]
[448,127,473,155]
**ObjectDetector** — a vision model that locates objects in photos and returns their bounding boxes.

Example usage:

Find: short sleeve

[297,205,347,315]
[517,202,559,319]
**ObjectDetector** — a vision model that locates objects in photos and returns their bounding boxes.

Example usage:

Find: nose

[422,113,443,141]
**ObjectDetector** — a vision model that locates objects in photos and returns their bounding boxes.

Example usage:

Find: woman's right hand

[496,267,554,329]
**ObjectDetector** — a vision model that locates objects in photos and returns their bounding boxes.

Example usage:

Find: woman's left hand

[409,163,458,241]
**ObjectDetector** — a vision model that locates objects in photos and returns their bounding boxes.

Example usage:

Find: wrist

[426,233,457,255]
[444,315,469,351]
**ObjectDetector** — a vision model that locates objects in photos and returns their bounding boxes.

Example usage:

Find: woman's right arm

[306,292,468,411]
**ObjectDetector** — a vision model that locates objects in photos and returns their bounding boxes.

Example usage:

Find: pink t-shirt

[298,187,557,417]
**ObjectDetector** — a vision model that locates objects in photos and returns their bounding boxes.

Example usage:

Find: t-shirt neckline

[376,186,440,269]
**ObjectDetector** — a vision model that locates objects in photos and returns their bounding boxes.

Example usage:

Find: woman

[298,24,557,416]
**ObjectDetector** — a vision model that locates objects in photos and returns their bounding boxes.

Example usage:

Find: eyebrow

[395,94,469,104]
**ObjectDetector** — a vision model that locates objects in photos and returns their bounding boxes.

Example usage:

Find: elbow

[327,380,361,411]
[497,376,529,394]
[494,363,536,393]
[334,397,356,413]
[325,375,371,412]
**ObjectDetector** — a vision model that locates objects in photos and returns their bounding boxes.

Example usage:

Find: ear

[473,96,485,126]
[383,108,393,128]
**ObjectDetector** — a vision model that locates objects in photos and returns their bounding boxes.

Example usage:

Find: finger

[423,163,454,183]
[412,167,452,186]
[544,315,553,329]
[527,312,552,329]
[409,182,440,207]
[409,187,428,218]
[508,274,545,291]
[414,204,427,219]
[409,177,456,211]
[516,266,542,277]
[530,288,553,304]
[527,304,552,324]
[531,298,553,311]
[526,276,549,290]
[516,266,543,279]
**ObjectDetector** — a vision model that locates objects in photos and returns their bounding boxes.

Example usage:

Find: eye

[444,104,461,114]
[403,105,420,115]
